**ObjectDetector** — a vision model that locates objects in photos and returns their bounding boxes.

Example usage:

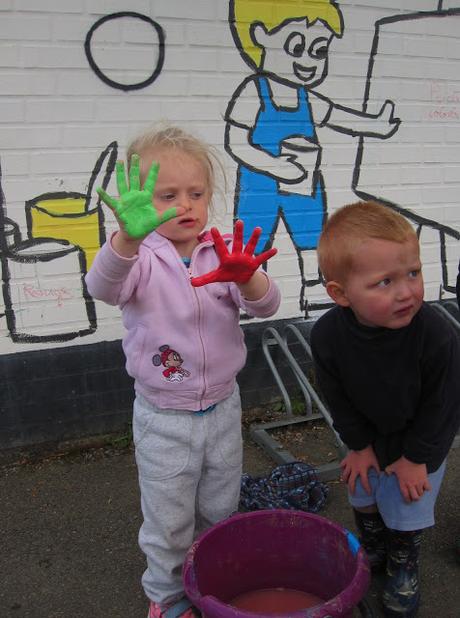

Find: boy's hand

[385,456,431,503]
[190,219,277,287]
[340,445,380,495]
[96,155,181,240]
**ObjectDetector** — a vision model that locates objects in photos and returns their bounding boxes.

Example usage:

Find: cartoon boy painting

[225,0,400,311]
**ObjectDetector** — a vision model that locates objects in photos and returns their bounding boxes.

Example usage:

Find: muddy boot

[382,529,423,617]
[353,508,387,572]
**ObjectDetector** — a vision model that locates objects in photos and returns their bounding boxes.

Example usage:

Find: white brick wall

[0,0,459,354]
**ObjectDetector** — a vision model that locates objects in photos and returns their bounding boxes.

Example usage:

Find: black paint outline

[1,142,117,343]
[25,142,118,264]
[84,12,165,91]
[352,7,460,295]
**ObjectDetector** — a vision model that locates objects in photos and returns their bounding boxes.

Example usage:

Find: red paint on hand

[191,220,277,287]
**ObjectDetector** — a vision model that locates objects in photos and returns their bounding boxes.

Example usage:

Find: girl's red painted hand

[191,220,277,287]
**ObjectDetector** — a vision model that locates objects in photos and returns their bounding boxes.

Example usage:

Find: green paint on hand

[96,154,178,239]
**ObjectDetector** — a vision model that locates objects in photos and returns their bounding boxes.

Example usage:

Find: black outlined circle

[84,12,165,91]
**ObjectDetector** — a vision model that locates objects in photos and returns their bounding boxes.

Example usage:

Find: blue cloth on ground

[239,461,329,513]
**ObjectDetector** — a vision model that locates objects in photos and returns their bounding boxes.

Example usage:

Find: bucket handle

[85,141,118,211]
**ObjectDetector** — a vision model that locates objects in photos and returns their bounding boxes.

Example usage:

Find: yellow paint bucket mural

[25,142,117,271]
[27,195,102,270]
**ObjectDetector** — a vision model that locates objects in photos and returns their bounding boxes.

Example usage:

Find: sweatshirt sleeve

[310,319,376,451]
[235,271,281,318]
[402,326,460,465]
[85,234,140,306]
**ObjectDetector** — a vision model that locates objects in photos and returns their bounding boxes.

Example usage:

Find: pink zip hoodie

[85,230,281,411]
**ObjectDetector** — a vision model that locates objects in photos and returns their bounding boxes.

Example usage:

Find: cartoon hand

[378,100,401,138]
[275,156,307,183]
[96,154,180,239]
[191,219,277,286]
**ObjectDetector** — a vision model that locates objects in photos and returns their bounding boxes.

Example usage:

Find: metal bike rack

[431,299,460,331]
[432,299,460,449]
[251,321,347,481]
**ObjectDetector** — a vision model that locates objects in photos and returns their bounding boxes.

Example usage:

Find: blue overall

[236,76,325,252]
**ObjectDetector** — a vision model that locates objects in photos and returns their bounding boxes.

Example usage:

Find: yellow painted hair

[232,0,343,69]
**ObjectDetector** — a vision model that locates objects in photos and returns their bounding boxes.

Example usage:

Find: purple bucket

[183,509,371,618]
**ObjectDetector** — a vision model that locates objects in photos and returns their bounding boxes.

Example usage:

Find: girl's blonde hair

[318,201,419,283]
[231,0,343,70]
[126,123,226,210]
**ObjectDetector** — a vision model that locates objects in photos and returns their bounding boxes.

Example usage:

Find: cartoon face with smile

[252,19,335,89]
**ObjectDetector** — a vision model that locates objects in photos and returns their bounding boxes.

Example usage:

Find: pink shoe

[149,598,198,618]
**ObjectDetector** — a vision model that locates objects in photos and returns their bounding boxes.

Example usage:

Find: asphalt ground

[1,433,459,618]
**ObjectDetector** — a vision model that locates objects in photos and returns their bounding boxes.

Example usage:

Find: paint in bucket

[183,509,371,618]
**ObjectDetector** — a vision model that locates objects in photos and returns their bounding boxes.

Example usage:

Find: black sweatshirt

[310,303,460,473]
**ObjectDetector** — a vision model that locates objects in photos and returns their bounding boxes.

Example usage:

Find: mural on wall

[0,1,459,346]
[0,143,117,343]
[0,8,166,346]
[353,6,460,296]
[225,0,400,314]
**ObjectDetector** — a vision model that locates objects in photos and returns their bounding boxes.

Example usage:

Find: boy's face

[254,19,334,88]
[327,237,424,329]
[141,147,210,256]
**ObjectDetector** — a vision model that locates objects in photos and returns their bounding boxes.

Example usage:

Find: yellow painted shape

[30,197,102,269]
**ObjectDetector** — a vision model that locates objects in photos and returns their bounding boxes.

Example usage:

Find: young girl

[85,125,281,618]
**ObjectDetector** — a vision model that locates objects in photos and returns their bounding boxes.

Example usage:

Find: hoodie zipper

[189,243,210,409]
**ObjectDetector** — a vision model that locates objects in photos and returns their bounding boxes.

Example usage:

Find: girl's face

[142,147,211,257]
[254,19,334,88]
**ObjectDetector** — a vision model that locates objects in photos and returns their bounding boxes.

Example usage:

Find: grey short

[348,460,447,531]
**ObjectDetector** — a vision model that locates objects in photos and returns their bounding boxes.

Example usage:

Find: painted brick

[52,16,95,42]
[0,126,61,150]
[0,98,25,122]
[22,45,88,69]
[0,44,20,67]
[150,0,217,21]
[188,23,234,47]
[15,0,84,12]
[0,72,56,96]
[29,150,95,175]
[91,0,150,17]
[0,15,51,40]
[26,99,94,123]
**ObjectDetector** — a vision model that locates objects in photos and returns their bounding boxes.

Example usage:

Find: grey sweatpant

[133,385,243,607]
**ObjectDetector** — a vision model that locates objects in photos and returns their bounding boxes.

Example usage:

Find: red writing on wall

[429,82,460,121]
[428,107,459,120]
[23,284,73,307]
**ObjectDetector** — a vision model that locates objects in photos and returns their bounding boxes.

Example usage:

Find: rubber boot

[382,529,423,617]
[353,508,387,572]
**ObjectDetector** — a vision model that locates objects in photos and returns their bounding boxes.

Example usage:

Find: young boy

[310,201,460,617]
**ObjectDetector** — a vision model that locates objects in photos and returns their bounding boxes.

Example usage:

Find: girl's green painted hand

[96,154,179,239]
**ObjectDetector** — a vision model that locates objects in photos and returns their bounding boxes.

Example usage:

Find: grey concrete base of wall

[2,300,458,457]
[0,316,310,453]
